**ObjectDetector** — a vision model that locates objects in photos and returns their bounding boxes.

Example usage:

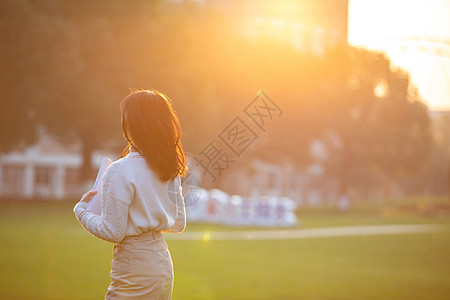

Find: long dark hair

[120,89,187,181]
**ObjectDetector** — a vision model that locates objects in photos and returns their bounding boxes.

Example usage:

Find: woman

[74,89,187,299]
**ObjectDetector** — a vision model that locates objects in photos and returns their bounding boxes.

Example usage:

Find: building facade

[0,134,110,199]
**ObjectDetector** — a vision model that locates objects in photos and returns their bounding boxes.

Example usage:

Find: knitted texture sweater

[74,151,186,243]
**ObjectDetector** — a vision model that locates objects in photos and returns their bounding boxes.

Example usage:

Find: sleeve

[162,176,186,233]
[73,162,132,243]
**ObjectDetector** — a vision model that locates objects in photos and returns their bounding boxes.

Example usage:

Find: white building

[0,133,112,199]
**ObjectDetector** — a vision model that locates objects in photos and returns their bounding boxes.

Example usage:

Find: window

[1,165,25,197]
[34,166,54,197]
[65,167,79,186]
[65,167,81,196]
[35,167,52,185]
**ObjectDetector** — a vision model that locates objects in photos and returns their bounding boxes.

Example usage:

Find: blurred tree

[405,112,450,196]
[0,0,48,151]
[193,24,325,169]
[199,31,433,199]
[427,113,450,196]
[314,47,433,201]
[0,0,127,178]
[0,0,217,180]
[0,0,434,197]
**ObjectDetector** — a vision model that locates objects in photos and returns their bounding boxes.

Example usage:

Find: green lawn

[1,201,449,300]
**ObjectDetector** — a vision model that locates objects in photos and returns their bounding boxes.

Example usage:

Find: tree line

[0,0,444,198]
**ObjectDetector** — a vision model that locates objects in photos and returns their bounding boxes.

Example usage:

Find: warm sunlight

[238,0,347,54]
[2,2,449,300]
[202,232,211,242]
[348,0,450,111]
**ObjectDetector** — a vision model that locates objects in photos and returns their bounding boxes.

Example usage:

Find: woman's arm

[73,162,131,243]
[73,194,129,243]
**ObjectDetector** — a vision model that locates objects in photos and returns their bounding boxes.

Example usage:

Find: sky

[348,0,450,111]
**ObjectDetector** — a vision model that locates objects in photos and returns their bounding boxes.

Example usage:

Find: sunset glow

[348,0,450,111]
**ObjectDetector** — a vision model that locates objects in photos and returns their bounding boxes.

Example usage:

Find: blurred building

[0,132,109,199]
[217,143,338,208]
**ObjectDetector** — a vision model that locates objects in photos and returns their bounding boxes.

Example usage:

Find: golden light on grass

[202,232,211,242]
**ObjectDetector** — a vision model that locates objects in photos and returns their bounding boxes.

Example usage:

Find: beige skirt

[105,231,174,300]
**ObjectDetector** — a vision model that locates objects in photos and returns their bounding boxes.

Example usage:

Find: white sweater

[73,151,186,243]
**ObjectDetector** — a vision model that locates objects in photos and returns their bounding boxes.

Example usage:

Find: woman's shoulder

[105,157,125,173]
[106,156,136,175]
[106,154,150,180]
[101,157,138,203]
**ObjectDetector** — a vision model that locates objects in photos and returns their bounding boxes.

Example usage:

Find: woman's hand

[80,190,97,203]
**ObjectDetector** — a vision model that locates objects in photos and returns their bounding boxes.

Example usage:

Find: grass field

[1,201,450,300]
